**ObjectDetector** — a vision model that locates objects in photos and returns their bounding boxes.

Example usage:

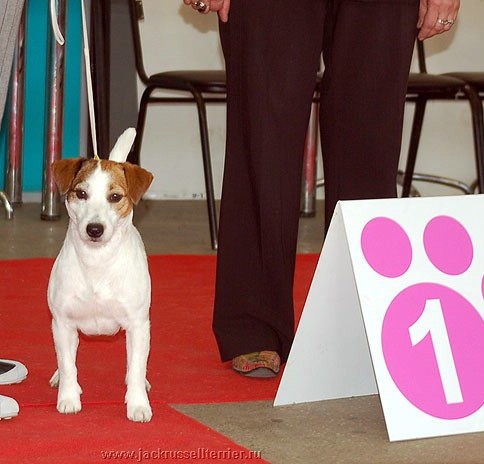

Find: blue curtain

[0,0,82,193]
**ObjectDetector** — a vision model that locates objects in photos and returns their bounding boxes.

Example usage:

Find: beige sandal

[232,351,281,378]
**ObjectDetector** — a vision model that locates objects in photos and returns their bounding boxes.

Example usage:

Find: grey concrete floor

[1,200,483,463]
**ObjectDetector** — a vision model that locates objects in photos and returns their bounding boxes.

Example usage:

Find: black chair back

[129,0,150,85]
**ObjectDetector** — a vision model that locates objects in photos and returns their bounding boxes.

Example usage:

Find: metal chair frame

[401,40,484,197]
[128,0,226,250]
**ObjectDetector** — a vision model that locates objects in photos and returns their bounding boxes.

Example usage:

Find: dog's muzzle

[86,222,104,240]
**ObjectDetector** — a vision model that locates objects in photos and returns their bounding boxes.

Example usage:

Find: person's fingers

[418,0,459,40]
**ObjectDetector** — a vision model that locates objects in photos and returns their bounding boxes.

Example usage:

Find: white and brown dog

[47,128,154,422]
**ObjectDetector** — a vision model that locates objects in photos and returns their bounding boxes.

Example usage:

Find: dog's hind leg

[52,319,82,414]
[125,320,152,422]
[49,369,59,388]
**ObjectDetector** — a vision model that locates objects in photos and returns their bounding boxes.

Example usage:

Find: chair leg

[192,90,218,251]
[300,98,319,217]
[462,84,484,193]
[402,98,427,197]
[128,87,152,166]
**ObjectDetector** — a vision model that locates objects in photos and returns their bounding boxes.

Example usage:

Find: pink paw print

[361,215,484,420]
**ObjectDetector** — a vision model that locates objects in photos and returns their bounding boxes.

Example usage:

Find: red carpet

[0,255,318,463]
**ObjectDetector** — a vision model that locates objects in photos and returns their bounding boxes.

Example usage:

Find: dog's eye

[75,190,88,200]
[108,193,123,203]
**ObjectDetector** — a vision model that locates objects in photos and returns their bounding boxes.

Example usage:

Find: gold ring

[437,18,455,26]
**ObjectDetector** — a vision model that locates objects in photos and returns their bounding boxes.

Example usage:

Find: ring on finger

[194,0,207,12]
[437,18,455,26]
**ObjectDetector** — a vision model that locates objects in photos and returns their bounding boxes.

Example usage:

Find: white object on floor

[0,394,19,420]
[0,359,28,385]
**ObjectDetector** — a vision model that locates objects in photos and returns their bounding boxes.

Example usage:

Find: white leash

[50,0,100,160]
[49,0,65,45]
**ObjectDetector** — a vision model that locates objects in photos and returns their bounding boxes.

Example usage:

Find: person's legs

[214,0,419,367]
[214,0,326,363]
[320,0,419,229]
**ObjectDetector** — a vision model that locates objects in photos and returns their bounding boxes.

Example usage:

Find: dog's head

[52,129,153,245]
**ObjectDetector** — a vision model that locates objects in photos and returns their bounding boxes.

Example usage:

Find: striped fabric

[0,0,24,126]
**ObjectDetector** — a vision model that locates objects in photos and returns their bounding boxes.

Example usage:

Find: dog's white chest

[55,277,129,335]
[48,240,151,337]
[68,285,127,336]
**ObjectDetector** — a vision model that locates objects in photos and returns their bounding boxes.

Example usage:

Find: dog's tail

[109,128,137,163]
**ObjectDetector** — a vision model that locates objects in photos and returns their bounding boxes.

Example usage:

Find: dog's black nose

[86,223,104,239]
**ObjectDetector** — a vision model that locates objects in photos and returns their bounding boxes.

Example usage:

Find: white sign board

[275,196,484,442]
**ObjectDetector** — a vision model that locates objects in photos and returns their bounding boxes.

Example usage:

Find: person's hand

[183,0,231,23]
[417,0,460,40]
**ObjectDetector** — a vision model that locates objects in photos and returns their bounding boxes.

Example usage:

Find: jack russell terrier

[48,128,154,422]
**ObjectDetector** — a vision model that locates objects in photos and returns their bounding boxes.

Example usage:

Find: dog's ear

[52,158,85,194]
[122,162,154,204]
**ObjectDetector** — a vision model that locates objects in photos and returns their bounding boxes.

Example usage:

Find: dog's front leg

[125,320,152,422]
[52,319,82,414]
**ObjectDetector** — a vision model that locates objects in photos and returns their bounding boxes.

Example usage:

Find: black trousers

[213,0,419,363]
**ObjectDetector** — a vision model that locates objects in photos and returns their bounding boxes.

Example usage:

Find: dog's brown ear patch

[52,158,85,194]
[123,162,154,204]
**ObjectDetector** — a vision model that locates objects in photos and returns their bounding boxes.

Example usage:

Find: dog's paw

[127,403,152,423]
[57,397,82,415]
[49,370,59,388]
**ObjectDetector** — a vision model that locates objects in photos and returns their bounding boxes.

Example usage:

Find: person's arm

[417,0,460,40]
